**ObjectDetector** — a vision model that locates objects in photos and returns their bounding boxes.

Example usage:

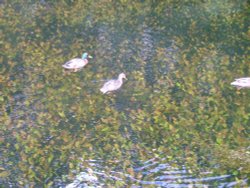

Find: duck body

[62,58,88,69]
[62,53,91,71]
[231,77,250,89]
[100,73,127,94]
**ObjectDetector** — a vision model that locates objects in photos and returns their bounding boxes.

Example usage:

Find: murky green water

[0,0,249,187]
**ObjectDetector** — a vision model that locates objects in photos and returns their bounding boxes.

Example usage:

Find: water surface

[0,0,249,187]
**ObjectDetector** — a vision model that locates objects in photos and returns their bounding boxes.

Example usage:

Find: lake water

[0,0,249,187]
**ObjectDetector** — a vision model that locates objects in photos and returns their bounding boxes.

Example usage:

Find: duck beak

[88,55,93,59]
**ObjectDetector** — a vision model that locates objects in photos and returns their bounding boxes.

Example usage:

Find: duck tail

[62,64,68,69]
[100,87,107,94]
[62,63,71,69]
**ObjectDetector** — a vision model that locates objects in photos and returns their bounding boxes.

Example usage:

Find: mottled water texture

[0,0,249,187]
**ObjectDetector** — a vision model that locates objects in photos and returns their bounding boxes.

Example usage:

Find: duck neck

[118,76,124,83]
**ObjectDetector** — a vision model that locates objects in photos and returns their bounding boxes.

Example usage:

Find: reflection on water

[65,157,248,187]
[0,0,249,187]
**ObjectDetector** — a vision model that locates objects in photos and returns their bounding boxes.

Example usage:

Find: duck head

[119,73,127,80]
[81,52,93,59]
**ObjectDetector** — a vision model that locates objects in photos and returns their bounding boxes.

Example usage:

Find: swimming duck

[100,73,127,94]
[62,52,92,72]
[231,77,250,89]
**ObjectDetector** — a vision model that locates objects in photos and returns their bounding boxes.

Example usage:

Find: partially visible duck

[100,73,127,94]
[62,52,92,72]
[231,77,250,89]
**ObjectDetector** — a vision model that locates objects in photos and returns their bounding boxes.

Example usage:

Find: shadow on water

[139,24,156,88]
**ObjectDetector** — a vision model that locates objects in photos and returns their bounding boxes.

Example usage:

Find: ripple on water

[63,157,248,187]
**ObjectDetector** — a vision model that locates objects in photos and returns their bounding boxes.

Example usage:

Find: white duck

[62,52,92,72]
[231,77,250,89]
[100,73,127,94]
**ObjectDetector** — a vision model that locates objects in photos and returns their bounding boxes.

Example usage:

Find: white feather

[100,73,127,94]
